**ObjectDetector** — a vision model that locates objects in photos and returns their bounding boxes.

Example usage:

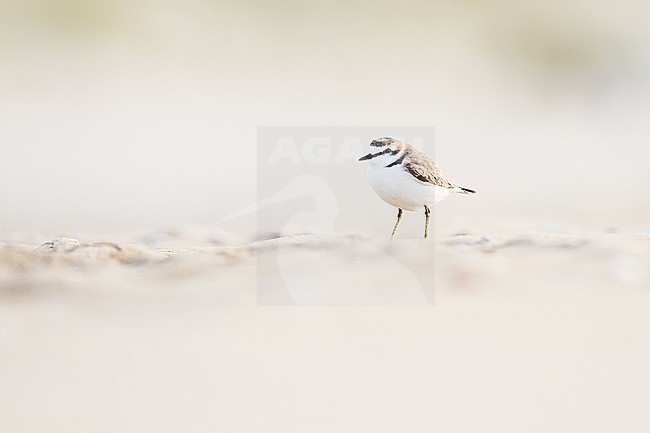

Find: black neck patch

[386,154,405,168]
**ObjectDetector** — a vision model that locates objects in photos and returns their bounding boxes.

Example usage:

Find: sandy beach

[2,0,649,430]
[1,226,648,432]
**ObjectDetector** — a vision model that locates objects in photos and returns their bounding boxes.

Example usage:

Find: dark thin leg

[390,208,403,240]
[424,205,431,239]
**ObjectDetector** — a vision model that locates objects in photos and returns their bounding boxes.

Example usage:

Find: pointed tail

[458,186,476,194]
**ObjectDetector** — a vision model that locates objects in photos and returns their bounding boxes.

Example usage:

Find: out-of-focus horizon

[1,0,649,236]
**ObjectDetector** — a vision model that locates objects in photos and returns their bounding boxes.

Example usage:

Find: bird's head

[358,137,405,167]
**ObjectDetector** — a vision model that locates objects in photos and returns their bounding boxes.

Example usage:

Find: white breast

[367,165,451,211]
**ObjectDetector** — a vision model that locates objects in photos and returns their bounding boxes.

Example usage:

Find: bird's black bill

[359,148,393,161]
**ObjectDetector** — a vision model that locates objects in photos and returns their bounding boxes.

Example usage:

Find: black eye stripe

[367,147,399,159]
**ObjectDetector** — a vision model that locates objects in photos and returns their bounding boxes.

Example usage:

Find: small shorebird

[359,137,475,239]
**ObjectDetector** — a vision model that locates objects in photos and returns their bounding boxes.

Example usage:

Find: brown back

[403,145,456,189]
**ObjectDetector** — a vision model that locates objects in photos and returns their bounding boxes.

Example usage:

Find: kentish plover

[359,136,475,239]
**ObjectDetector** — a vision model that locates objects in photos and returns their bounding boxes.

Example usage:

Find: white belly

[367,165,451,211]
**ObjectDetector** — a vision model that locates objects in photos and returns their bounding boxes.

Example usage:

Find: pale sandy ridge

[1,229,648,302]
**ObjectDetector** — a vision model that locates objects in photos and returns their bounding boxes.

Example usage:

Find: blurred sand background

[1,0,649,234]
[1,1,649,432]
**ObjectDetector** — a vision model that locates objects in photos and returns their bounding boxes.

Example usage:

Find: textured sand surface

[1,227,649,432]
